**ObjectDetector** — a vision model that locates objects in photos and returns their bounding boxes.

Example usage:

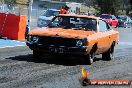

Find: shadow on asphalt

[5,54,103,66]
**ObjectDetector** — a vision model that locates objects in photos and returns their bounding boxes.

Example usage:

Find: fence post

[28,0,33,32]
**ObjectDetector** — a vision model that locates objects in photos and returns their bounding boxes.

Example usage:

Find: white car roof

[47,9,60,11]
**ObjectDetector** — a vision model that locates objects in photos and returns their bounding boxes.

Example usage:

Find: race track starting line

[0,39,26,48]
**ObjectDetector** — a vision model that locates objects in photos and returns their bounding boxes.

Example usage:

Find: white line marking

[0,45,26,49]
[119,42,132,46]
[11,40,25,44]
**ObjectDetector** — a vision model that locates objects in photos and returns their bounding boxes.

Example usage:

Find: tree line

[60,0,132,15]
[0,0,28,5]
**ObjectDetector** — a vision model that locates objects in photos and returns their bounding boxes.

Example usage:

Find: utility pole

[27,0,33,32]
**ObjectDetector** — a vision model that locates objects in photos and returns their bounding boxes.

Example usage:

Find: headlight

[27,35,39,43]
[32,36,39,43]
[76,39,83,47]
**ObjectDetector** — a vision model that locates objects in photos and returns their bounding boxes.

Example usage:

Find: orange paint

[28,14,119,56]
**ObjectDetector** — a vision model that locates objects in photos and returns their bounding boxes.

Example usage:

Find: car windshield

[42,10,59,17]
[117,16,127,21]
[47,16,97,31]
[100,15,112,19]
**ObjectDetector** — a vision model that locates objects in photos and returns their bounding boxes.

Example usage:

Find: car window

[112,15,117,19]
[42,10,59,17]
[99,20,110,32]
[117,16,124,19]
[117,16,127,21]
[128,17,132,21]
[100,15,112,19]
[48,16,97,31]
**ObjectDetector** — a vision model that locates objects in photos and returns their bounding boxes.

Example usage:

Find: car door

[97,20,111,54]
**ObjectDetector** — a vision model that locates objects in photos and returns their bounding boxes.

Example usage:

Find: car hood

[38,16,53,20]
[29,27,95,39]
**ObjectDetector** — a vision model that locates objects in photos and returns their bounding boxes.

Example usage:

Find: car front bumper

[26,41,88,55]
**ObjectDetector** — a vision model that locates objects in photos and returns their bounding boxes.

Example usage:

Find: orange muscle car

[26,14,119,64]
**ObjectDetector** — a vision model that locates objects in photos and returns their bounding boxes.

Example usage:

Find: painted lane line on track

[0,45,26,49]
[11,40,25,43]
[119,42,132,46]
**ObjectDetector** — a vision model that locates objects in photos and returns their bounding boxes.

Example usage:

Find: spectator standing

[60,5,70,14]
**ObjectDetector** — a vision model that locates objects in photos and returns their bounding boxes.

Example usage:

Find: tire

[84,45,96,65]
[33,50,43,61]
[102,43,115,61]
[84,54,94,65]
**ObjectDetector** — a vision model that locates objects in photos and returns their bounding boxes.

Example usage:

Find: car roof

[101,14,112,16]
[47,9,60,11]
[117,15,126,17]
[58,14,100,20]
[118,15,131,18]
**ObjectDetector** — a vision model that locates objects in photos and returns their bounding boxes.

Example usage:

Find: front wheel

[102,44,115,61]
[84,52,95,65]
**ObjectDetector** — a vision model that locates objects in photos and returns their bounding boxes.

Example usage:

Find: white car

[37,9,60,27]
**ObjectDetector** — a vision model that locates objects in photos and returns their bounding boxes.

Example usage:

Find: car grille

[38,36,76,47]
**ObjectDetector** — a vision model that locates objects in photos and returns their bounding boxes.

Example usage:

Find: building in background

[33,0,81,15]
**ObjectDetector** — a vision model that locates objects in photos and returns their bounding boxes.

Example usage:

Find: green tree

[0,0,28,11]
[0,0,28,4]
[123,0,131,15]
[96,0,122,15]
[0,0,16,4]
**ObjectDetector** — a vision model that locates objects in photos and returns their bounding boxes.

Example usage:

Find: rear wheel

[102,43,115,61]
[33,50,43,61]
